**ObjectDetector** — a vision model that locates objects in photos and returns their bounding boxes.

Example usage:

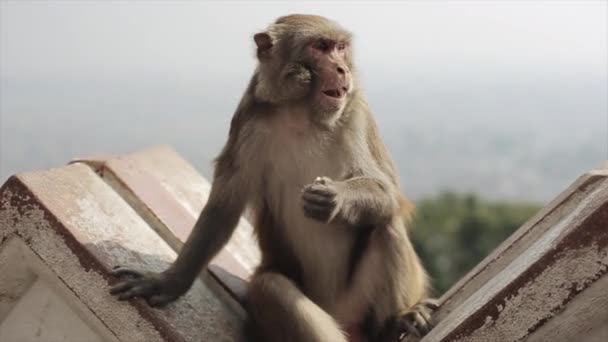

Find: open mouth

[322,87,348,99]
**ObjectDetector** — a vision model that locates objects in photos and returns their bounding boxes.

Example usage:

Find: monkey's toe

[419,298,440,310]
[397,299,439,338]
[397,312,429,338]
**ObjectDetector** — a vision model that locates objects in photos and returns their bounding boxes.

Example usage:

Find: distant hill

[410,192,542,294]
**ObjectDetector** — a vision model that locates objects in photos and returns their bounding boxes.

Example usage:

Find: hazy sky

[1,1,606,201]
[2,1,606,80]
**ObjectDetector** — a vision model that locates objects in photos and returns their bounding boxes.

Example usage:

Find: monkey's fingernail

[315,177,328,185]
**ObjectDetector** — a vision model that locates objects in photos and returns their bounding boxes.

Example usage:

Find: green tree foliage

[410,192,541,295]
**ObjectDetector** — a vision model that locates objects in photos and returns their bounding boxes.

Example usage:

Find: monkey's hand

[303,176,394,226]
[394,299,439,340]
[301,176,342,223]
[109,266,189,307]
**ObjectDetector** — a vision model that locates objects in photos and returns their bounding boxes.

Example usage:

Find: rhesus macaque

[110,14,438,342]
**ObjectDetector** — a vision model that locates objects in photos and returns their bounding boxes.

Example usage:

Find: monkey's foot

[109,266,182,307]
[396,298,439,340]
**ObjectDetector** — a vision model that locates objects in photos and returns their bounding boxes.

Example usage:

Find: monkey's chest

[264,137,343,223]
[263,135,356,303]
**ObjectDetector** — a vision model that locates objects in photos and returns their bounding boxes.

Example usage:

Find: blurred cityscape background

[1,1,606,293]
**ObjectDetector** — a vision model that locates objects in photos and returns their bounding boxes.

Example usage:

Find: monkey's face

[306,38,353,116]
[253,16,354,119]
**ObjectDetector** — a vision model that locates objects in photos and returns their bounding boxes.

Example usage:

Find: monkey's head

[253,14,354,121]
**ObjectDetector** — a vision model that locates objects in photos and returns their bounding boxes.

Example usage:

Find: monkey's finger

[303,208,331,221]
[303,204,332,221]
[109,281,136,295]
[304,185,336,197]
[117,288,140,301]
[303,178,335,190]
[303,185,335,196]
[116,283,155,301]
[313,176,333,185]
[147,294,174,307]
[118,291,140,301]
[302,191,335,205]
[111,267,144,279]
[303,201,336,214]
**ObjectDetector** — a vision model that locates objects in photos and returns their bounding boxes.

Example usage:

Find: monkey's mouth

[322,88,348,99]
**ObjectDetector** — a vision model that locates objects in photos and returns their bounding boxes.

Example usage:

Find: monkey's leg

[247,272,348,342]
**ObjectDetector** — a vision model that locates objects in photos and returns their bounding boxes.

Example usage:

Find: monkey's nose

[337,66,347,75]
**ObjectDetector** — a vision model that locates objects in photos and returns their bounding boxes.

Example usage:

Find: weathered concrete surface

[0,163,245,341]
[73,145,260,301]
[0,237,115,342]
[409,167,608,342]
[4,147,606,341]
[527,272,608,342]
[436,168,608,322]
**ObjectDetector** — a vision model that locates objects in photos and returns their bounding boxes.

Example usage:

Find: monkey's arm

[302,175,398,227]
[110,174,246,307]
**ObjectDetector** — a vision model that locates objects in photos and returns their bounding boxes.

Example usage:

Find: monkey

[110,14,438,342]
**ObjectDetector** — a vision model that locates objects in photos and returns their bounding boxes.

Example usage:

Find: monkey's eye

[314,40,330,52]
[336,43,346,50]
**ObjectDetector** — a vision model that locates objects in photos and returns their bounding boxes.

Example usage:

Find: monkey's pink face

[308,39,352,113]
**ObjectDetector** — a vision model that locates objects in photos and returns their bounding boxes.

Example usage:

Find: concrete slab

[6,146,604,341]
[437,168,608,322]
[0,237,115,342]
[73,145,260,301]
[0,163,245,341]
[407,167,608,342]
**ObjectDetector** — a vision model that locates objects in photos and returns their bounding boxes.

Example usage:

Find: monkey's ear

[254,32,273,59]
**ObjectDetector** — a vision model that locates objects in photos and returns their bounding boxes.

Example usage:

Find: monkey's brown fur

[110,14,436,342]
